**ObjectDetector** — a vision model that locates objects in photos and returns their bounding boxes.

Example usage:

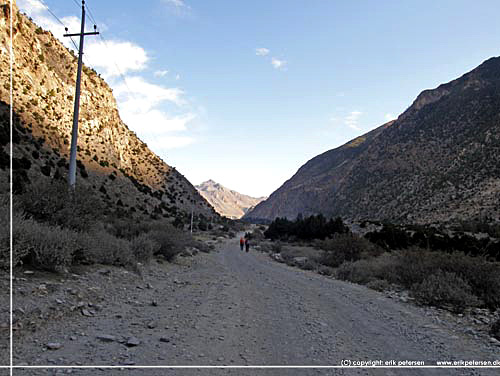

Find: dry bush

[18,179,104,231]
[150,223,194,261]
[271,241,282,253]
[336,248,500,310]
[317,265,335,276]
[366,279,391,292]
[257,241,273,253]
[130,233,160,263]
[319,233,380,268]
[13,217,80,272]
[280,245,321,262]
[411,270,479,312]
[82,229,135,267]
[107,218,151,240]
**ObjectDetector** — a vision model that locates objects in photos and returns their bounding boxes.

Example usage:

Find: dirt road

[12,237,499,375]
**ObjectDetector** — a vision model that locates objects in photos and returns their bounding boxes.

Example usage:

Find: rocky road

[11,237,499,375]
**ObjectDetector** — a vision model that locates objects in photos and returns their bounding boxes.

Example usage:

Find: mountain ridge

[1,3,217,222]
[245,57,500,224]
[196,180,266,219]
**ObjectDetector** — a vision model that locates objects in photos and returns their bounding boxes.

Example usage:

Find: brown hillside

[0,3,217,222]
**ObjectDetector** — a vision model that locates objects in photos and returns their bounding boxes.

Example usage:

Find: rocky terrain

[245,57,500,225]
[0,3,217,222]
[9,237,500,375]
[196,180,265,219]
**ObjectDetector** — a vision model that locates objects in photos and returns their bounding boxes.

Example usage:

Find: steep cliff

[246,57,500,224]
[0,3,217,221]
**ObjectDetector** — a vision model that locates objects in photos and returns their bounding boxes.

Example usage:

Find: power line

[32,0,79,51]
[84,4,98,26]
[36,0,66,28]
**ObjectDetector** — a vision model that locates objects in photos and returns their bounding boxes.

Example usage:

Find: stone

[96,334,116,342]
[46,342,62,350]
[81,309,94,317]
[147,321,157,329]
[126,337,140,347]
[159,337,170,343]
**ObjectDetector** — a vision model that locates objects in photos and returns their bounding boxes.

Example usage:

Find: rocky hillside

[196,180,266,219]
[245,57,500,224]
[0,3,217,222]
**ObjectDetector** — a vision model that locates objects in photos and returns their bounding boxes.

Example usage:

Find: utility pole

[64,0,99,188]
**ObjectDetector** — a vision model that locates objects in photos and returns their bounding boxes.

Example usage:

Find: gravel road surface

[11,237,499,375]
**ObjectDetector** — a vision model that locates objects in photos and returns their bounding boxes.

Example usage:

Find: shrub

[130,233,160,263]
[319,233,377,268]
[301,259,318,270]
[13,216,80,272]
[410,271,480,312]
[271,241,282,253]
[18,179,104,231]
[317,265,335,276]
[336,248,500,309]
[150,224,193,261]
[82,229,135,267]
[366,279,390,292]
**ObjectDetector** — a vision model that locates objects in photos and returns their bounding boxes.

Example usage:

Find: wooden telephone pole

[64,0,99,188]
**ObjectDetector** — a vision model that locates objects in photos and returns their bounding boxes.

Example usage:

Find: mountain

[245,57,500,224]
[196,180,266,219]
[0,3,217,222]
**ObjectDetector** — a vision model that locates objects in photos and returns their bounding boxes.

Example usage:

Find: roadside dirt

[10,237,500,375]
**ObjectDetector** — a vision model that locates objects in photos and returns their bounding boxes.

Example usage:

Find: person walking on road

[245,238,250,253]
[239,237,245,251]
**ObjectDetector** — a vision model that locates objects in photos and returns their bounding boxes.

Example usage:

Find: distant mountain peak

[196,180,266,219]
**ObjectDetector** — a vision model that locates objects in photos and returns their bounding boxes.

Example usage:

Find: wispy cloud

[162,0,187,7]
[345,111,362,131]
[154,70,169,77]
[161,0,191,16]
[255,48,269,56]
[271,57,286,69]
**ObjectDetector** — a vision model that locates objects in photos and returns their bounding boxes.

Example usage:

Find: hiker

[239,237,245,251]
[245,238,250,252]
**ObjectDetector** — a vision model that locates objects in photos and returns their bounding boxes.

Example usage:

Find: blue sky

[18,0,500,197]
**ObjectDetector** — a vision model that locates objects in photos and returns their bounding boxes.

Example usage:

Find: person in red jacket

[239,237,245,251]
